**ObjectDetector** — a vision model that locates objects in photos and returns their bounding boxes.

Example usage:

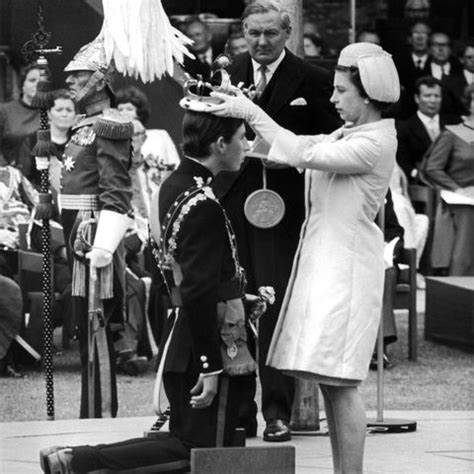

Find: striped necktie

[255,65,268,99]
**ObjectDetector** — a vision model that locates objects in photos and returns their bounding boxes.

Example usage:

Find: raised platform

[425,277,474,351]
[1,411,473,473]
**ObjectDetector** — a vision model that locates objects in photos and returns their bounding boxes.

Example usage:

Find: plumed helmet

[338,42,400,103]
[64,36,114,76]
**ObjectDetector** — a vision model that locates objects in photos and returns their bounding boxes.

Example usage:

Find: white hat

[338,42,400,103]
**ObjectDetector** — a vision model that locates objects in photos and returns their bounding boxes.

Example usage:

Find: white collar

[411,53,428,65]
[417,110,439,126]
[251,49,286,84]
[464,69,474,84]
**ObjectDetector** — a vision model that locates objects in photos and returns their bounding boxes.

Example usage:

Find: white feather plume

[100,0,194,83]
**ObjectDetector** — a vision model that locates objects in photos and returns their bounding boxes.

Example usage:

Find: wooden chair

[394,247,417,361]
[408,184,438,274]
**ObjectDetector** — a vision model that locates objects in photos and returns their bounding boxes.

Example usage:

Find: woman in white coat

[209,42,400,474]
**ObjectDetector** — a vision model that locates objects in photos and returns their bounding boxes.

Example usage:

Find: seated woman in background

[0,63,49,166]
[116,85,179,203]
[18,88,76,196]
[423,84,474,276]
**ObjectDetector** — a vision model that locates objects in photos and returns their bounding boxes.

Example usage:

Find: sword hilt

[88,308,105,327]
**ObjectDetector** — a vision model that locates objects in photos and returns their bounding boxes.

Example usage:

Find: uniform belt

[59,194,100,211]
[170,276,245,307]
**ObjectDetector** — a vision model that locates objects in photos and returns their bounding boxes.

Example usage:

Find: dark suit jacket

[158,158,238,375]
[396,113,450,182]
[442,71,471,117]
[394,50,432,93]
[213,50,341,335]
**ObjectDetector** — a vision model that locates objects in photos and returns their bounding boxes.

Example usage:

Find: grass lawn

[1,294,472,422]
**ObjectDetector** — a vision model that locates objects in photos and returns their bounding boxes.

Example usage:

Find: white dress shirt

[431,62,451,79]
[411,53,428,70]
[251,50,286,87]
[417,110,440,141]
[463,69,474,85]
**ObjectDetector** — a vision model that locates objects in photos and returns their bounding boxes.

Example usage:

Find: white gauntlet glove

[209,91,282,145]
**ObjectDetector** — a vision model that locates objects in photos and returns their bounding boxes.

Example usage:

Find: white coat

[266,119,397,382]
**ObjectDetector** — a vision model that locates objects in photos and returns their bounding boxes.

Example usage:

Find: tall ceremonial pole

[22,0,62,421]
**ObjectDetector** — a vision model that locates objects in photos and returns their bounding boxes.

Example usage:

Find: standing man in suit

[214,0,340,442]
[396,75,459,182]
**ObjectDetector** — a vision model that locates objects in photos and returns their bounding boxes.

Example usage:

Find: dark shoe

[39,446,72,474]
[263,419,291,442]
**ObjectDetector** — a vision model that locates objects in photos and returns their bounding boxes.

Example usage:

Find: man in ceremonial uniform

[213,0,340,441]
[40,106,260,473]
[59,37,133,418]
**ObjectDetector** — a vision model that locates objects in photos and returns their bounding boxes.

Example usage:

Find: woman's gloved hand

[208,91,258,121]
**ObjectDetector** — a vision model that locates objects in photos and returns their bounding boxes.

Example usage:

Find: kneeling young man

[40,111,258,473]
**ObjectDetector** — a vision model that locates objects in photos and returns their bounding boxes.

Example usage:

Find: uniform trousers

[62,209,124,418]
[70,373,249,472]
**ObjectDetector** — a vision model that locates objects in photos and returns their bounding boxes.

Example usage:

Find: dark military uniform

[66,157,254,473]
[60,112,132,418]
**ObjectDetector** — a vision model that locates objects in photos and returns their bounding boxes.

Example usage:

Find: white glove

[208,91,258,120]
[86,247,113,268]
[209,92,282,145]
[93,210,133,254]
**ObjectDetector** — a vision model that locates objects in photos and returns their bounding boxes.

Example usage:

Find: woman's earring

[364,98,370,104]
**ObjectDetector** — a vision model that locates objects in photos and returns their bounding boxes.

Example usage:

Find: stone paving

[1,410,472,473]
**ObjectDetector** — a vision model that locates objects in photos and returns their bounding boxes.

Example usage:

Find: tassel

[31,80,54,109]
[71,212,93,297]
[31,130,52,157]
[100,0,194,83]
[72,258,87,297]
[99,261,114,299]
[34,193,54,220]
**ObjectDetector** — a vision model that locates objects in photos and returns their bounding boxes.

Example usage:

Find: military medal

[227,343,238,360]
[244,165,285,228]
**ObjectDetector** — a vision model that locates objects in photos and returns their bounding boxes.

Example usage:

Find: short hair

[19,63,51,88]
[115,86,151,125]
[241,0,291,32]
[185,19,210,35]
[461,39,474,56]
[334,65,391,112]
[182,111,243,159]
[414,75,442,94]
[409,20,431,35]
[49,88,77,112]
[429,31,451,47]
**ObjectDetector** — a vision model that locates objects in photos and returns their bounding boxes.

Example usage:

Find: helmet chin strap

[74,70,107,113]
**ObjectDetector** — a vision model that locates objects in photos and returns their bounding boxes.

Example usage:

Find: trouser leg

[71,434,190,472]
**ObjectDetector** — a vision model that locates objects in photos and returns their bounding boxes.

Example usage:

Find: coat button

[200,355,207,362]
[202,362,209,369]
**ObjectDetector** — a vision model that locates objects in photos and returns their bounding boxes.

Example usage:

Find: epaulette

[71,114,98,131]
[93,108,133,140]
